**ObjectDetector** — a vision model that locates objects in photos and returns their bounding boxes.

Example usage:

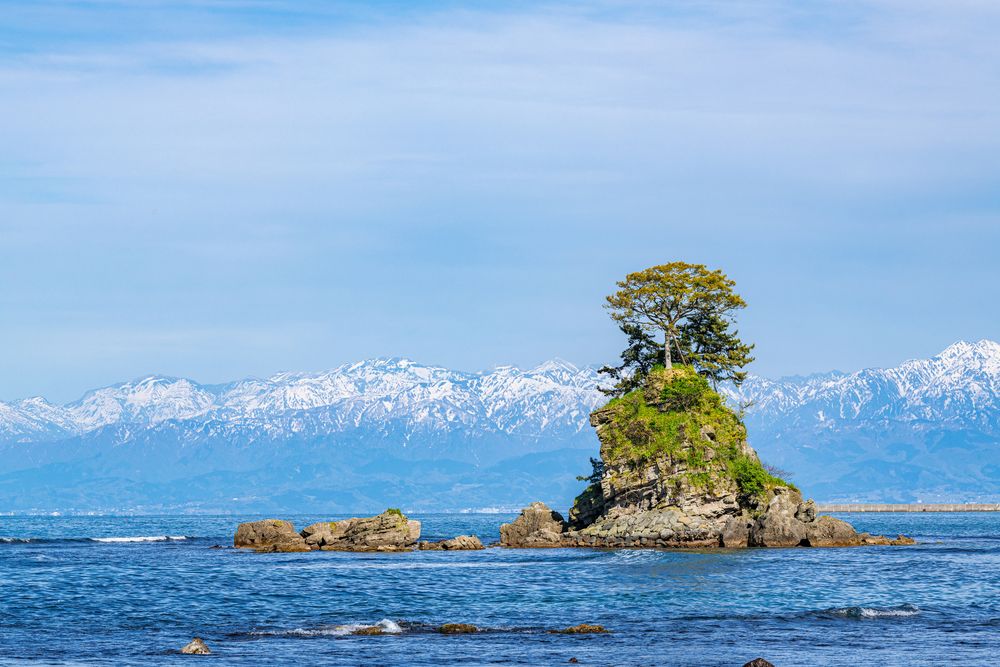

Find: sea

[2,512,998,666]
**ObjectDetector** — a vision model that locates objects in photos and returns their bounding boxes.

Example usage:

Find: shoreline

[819,503,1000,512]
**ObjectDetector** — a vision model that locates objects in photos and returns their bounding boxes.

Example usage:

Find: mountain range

[1,341,997,512]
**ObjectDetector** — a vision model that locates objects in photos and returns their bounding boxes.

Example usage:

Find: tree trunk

[663,331,672,369]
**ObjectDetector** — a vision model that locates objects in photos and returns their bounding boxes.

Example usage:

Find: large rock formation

[233,519,310,552]
[500,501,568,547]
[300,509,420,551]
[234,509,420,552]
[504,367,910,549]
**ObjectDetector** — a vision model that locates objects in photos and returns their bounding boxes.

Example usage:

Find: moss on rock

[593,366,789,499]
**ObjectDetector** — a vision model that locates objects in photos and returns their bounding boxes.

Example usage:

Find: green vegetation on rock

[385,508,404,517]
[729,455,793,498]
[595,366,790,497]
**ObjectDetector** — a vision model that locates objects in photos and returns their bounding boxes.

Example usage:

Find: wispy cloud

[1,0,998,401]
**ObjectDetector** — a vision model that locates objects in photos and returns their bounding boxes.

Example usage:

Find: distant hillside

[1,341,997,512]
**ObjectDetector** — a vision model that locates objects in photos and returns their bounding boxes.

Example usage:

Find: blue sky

[1,0,998,402]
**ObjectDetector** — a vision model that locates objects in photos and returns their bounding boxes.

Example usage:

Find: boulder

[179,638,211,655]
[720,514,751,548]
[500,502,568,547]
[233,520,309,552]
[301,509,420,552]
[742,660,775,667]
[417,535,484,551]
[748,489,809,547]
[805,515,861,547]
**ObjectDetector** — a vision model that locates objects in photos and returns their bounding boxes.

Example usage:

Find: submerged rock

[351,626,385,636]
[179,638,211,655]
[437,623,478,634]
[417,535,484,551]
[300,509,420,552]
[499,502,568,547]
[858,533,917,546]
[233,519,309,552]
[550,624,608,634]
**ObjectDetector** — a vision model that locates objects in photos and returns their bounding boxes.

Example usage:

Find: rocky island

[501,366,913,549]
[234,509,482,552]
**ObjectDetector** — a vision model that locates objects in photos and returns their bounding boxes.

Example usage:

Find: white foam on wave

[827,604,920,619]
[90,536,188,543]
[253,619,403,638]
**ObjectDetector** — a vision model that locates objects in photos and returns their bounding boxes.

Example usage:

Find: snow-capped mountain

[722,339,1000,502]
[0,358,604,447]
[0,341,997,511]
[723,339,1000,429]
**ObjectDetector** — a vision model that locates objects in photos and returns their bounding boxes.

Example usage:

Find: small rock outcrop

[505,366,911,550]
[235,510,420,553]
[743,660,775,667]
[499,502,568,547]
[300,509,420,552]
[437,623,479,634]
[804,515,861,547]
[549,624,608,634]
[417,535,484,551]
[233,519,310,552]
[179,638,211,655]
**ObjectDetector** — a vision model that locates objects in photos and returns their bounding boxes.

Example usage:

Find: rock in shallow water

[742,659,775,667]
[550,624,608,634]
[748,488,810,547]
[233,520,309,552]
[300,510,420,552]
[499,502,567,547]
[417,535,484,551]
[805,515,861,547]
[437,623,478,634]
[235,510,420,553]
[179,638,211,655]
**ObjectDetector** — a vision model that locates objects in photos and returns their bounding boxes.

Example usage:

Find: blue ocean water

[1,512,998,666]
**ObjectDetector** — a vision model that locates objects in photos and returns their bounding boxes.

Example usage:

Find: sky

[1,0,999,403]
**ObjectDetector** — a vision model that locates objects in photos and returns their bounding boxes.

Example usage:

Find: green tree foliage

[602,262,754,393]
[575,457,605,484]
[597,323,661,396]
[676,310,755,387]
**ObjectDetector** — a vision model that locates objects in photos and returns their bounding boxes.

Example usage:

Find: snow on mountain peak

[1,342,997,445]
[936,339,1000,368]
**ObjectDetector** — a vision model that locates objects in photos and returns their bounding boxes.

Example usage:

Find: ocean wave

[89,536,188,543]
[820,604,920,619]
[1,535,190,544]
[251,619,403,638]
